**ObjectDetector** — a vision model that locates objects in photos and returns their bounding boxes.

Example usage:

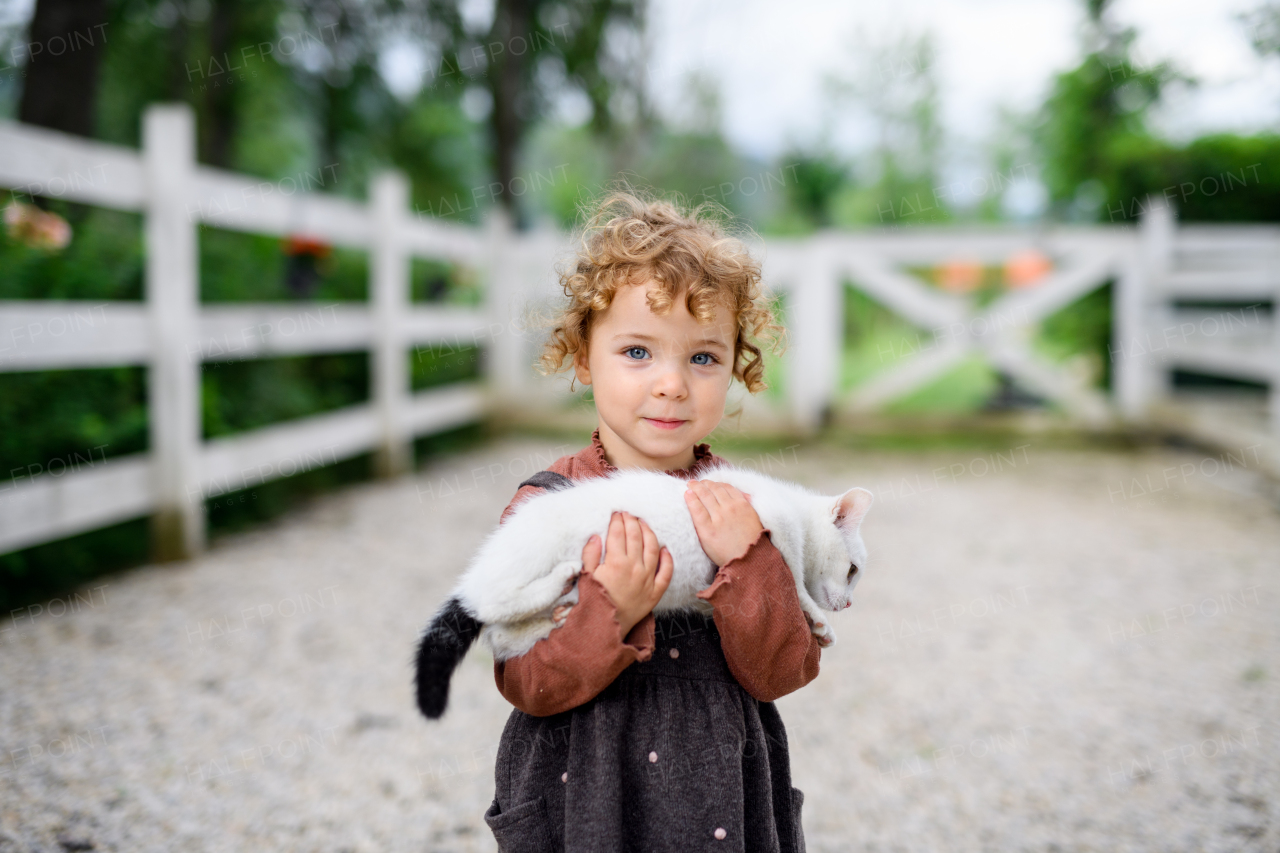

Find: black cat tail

[414,595,483,720]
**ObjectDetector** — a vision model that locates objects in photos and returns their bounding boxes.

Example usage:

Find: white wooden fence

[1114,204,1280,454]
[1,104,1277,559]
[0,104,499,559]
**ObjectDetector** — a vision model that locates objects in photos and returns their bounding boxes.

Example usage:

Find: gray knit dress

[483,607,807,853]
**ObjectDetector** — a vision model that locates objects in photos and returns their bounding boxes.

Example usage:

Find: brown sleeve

[694,528,821,702]
[494,573,656,716]
[499,483,542,525]
[490,480,656,717]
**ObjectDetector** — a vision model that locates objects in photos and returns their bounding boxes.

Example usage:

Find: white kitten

[414,462,873,719]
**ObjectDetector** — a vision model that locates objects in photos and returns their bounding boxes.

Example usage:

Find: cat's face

[806,487,874,611]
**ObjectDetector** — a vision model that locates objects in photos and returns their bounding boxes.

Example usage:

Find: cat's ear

[831,487,873,532]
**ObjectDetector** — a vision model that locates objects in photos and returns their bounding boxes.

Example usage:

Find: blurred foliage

[824,31,950,228]
[519,120,760,230]
[199,227,368,302]
[770,150,850,232]
[0,196,144,300]
[840,285,922,391]
[1036,45,1173,218]
[0,518,150,614]
[1104,133,1280,223]
[1245,2,1280,55]
[83,0,490,217]
[410,343,483,391]
[0,362,150,613]
[201,352,369,439]
[410,258,483,304]
[1036,0,1280,223]
[0,366,148,476]
[885,355,1000,414]
[422,0,647,218]
[1037,282,1113,391]
[205,451,372,534]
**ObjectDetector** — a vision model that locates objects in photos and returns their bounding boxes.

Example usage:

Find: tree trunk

[487,0,532,223]
[17,0,109,138]
[202,0,237,168]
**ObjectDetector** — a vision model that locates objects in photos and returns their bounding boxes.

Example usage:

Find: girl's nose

[653,364,689,398]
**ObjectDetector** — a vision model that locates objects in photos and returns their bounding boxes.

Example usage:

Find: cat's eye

[847,564,859,582]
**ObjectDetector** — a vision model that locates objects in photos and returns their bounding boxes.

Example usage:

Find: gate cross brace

[842,249,1123,425]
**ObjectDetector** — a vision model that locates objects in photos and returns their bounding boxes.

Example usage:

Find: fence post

[1272,277,1280,437]
[786,243,840,434]
[483,207,524,407]
[371,171,412,477]
[144,104,205,560]
[1114,197,1173,421]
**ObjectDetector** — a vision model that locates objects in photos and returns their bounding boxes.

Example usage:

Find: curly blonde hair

[534,188,786,394]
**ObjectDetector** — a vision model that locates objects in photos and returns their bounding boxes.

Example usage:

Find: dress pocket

[790,786,807,853]
[484,795,556,853]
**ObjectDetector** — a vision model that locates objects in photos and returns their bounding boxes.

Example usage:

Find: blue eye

[624,346,649,360]
[692,353,717,366]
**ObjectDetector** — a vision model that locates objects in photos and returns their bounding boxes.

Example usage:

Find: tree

[1035,0,1175,219]
[422,0,647,220]
[824,30,946,226]
[1243,1,1280,56]
[16,0,109,138]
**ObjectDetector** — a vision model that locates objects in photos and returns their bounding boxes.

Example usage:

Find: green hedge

[1,215,485,614]
[1104,133,1280,223]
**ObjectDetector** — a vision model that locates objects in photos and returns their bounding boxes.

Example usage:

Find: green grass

[883,354,1002,414]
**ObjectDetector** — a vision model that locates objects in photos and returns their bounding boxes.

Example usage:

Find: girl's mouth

[643,418,686,430]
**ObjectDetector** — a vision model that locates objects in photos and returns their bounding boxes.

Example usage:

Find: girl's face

[573,279,736,471]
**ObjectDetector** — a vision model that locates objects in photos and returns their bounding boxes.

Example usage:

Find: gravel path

[1,433,1277,852]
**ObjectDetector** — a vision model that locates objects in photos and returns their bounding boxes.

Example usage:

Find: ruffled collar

[589,428,714,479]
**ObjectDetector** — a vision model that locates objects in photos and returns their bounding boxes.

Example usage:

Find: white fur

[453,462,873,661]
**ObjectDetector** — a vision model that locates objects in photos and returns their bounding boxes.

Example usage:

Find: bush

[1105,133,1280,223]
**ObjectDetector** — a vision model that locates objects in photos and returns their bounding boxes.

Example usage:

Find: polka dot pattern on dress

[648,751,658,763]
[714,827,727,840]
[669,647,679,658]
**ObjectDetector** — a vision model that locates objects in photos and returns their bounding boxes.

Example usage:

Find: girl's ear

[572,348,591,387]
[831,487,873,532]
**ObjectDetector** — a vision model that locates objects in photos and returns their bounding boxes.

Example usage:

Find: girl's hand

[580,511,674,637]
[684,479,764,567]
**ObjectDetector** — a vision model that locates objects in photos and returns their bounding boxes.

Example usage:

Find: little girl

[482,191,820,853]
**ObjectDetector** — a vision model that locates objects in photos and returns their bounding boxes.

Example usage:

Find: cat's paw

[552,603,574,625]
[803,609,835,647]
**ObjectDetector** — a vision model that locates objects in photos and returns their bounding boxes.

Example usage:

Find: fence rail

[1,104,1277,560]
[0,105,496,558]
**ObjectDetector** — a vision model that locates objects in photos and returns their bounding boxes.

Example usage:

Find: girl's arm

[694,527,822,702]
[491,484,659,717]
[685,479,821,703]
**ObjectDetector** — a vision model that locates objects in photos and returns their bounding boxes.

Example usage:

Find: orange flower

[935,257,984,293]
[283,234,332,258]
[1004,249,1052,289]
[4,201,72,251]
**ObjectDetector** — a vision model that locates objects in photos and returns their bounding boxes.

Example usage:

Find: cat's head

[806,487,874,611]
